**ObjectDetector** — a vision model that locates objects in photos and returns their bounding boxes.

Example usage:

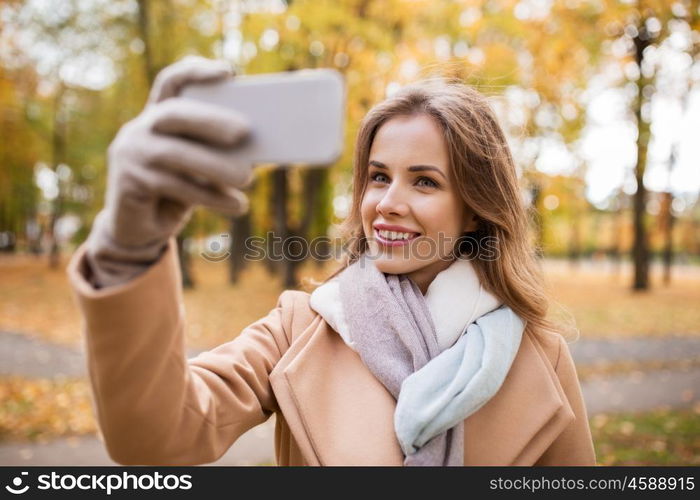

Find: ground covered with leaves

[0,376,95,442]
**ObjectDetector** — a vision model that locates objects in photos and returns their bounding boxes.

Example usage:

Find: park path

[1,330,698,465]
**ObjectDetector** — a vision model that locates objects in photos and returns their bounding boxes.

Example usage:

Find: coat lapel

[270,317,574,466]
[463,332,575,464]
[271,319,403,465]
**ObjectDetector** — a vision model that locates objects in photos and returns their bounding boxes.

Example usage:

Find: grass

[591,405,700,465]
[0,251,699,349]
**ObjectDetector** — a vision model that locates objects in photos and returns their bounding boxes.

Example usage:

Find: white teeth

[378,229,415,240]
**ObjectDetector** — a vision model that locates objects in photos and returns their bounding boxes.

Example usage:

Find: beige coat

[67,238,597,466]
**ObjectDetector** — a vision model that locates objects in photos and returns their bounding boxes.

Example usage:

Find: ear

[462,210,479,233]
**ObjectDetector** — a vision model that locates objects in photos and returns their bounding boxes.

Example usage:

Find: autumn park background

[1,0,699,465]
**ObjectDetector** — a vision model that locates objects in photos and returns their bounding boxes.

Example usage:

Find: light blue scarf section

[394,305,525,456]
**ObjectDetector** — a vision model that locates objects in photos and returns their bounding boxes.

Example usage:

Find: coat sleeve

[67,237,295,465]
[535,336,597,466]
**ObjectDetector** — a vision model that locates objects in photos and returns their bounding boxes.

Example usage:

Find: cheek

[360,192,380,221]
[416,198,460,231]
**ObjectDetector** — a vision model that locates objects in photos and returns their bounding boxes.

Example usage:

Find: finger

[150,57,232,104]
[148,57,232,105]
[150,98,250,148]
[144,134,255,189]
[138,168,250,216]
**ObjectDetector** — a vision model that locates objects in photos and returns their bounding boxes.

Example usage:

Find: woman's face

[360,113,477,293]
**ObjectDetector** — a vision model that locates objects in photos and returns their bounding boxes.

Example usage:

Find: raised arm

[68,237,294,465]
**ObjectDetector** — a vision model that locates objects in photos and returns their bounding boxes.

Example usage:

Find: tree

[0,63,42,253]
[2,0,135,266]
[598,0,700,290]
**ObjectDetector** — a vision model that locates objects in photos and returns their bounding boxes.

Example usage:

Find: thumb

[148,56,234,105]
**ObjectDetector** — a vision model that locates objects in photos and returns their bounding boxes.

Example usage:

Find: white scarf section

[309,258,502,353]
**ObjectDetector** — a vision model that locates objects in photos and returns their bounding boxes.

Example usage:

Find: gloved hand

[84,56,253,288]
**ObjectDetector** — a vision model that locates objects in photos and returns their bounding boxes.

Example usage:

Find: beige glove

[84,56,253,289]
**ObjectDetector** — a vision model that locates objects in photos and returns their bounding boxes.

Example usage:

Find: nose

[376,182,409,217]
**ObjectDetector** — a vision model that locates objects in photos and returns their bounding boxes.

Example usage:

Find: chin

[373,257,422,276]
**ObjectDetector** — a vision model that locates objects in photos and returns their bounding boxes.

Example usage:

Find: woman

[67,56,596,466]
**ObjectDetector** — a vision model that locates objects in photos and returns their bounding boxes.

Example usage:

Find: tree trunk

[312,168,333,267]
[229,211,252,284]
[267,166,327,288]
[47,85,66,269]
[568,186,581,269]
[568,214,581,268]
[136,0,155,84]
[176,234,194,288]
[608,188,623,277]
[228,175,257,284]
[631,27,652,291]
[272,167,295,288]
[298,166,323,259]
[661,191,674,286]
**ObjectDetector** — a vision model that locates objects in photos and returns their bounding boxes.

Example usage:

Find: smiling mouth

[374,228,421,246]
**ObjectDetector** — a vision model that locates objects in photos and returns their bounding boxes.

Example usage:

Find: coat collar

[269,316,575,466]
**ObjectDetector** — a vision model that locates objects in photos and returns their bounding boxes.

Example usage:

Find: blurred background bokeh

[1,0,699,465]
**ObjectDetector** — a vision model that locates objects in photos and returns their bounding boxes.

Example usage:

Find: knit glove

[84,56,253,289]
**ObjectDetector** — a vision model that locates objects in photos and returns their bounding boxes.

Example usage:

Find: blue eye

[417,177,438,188]
[370,172,388,183]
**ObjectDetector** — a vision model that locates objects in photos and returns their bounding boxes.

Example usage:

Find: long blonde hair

[320,78,564,340]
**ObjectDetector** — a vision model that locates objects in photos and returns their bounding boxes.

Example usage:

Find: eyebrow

[368,160,447,181]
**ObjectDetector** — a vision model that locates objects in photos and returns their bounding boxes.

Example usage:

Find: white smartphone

[180,68,345,167]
